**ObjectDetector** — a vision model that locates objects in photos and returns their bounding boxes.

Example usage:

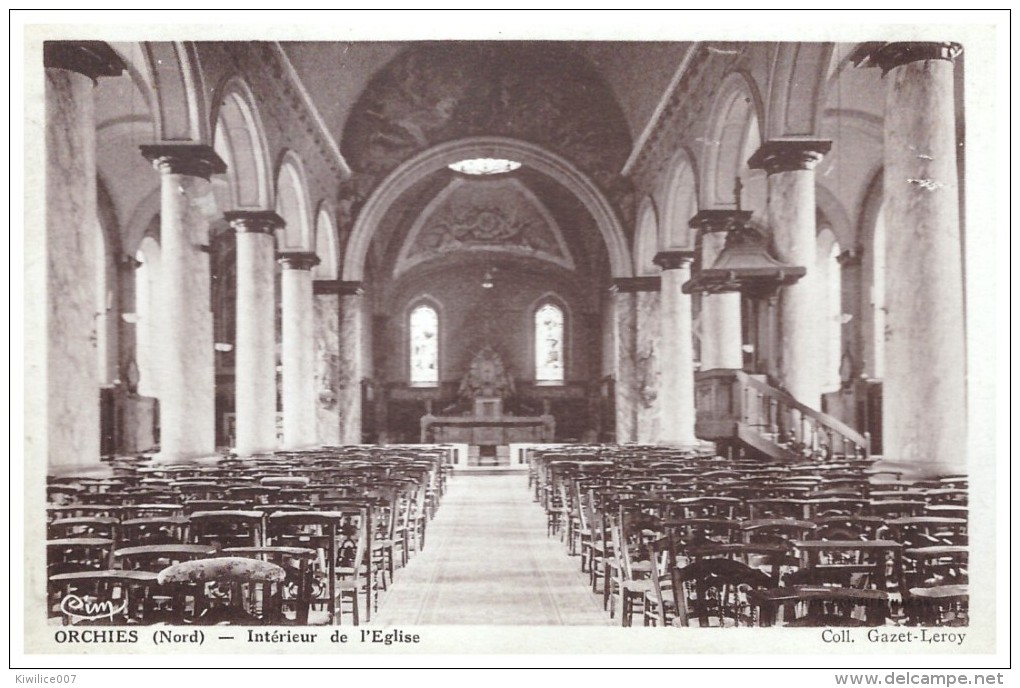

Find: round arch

[700,71,767,213]
[659,148,700,249]
[342,137,633,281]
[767,42,834,139]
[274,151,314,251]
[140,41,209,143]
[634,197,660,277]
[211,76,272,211]
[313,202,339,280]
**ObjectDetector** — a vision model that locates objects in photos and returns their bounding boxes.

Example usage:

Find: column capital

[118,254,142,271]
[837,246,864,267]
[140,144,227,180]
[688,210,753,233]
[610,276,661,293]
[277,251,320,271]
[849,42,963,75]
[225,210,284,235]
[44,41,125,81]
[748,139,832,174]
[653,250,696,271]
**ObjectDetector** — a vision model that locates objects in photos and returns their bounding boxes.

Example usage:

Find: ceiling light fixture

[448,158,522,176]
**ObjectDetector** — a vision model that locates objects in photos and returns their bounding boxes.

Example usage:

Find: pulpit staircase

[694,369,870,463]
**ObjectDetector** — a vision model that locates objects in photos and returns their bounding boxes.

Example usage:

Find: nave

[45,444,968,629]
[373,473,609,626]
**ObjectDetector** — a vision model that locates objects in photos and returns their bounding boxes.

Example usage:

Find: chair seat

[157,556,286,584]
[908,584,968,600]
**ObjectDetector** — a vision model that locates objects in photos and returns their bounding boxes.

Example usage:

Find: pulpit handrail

[733,370,870,456]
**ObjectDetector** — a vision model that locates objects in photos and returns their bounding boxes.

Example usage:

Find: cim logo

[58,594,127,622]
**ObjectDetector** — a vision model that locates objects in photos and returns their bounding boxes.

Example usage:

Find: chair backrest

[48,570,160,625]
[114,544,217,572]
[673,557,773,627]
[189,510,264,548]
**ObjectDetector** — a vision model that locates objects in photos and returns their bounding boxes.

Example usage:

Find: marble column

[43,42,124,470]
[116,255,157,453]
[689,211,746,371]
[611,287,637,443]
[857,42,966,474]
[634,289,662,444]
[278,252,320,450]
[337,282,365,445]
[139,144,226,462]
[226,211,281,456]
[749,139,831,409]
[654,251,698,445]
[313,280,342,447]
[611,277,661,443]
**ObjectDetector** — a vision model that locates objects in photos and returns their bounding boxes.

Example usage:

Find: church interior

[32,36,982,633]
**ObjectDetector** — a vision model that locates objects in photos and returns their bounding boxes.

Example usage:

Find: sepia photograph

[13,9,1010,677]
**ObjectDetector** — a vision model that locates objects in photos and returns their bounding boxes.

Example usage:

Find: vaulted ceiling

[281,41,690,290]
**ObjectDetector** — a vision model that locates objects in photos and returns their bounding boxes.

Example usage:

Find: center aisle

[372,472,612,625]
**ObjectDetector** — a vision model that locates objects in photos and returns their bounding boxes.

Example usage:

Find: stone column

[140,144,226,462]
[226,211,281,456]
[278,252,320,450]
[611,277,661,443]
[749,139,831,409]
[42,42,124,470]
[856,42,966,475]
[611,286,636,443]
[115,255,156,453]
[337,282,365,445]
[313,280,342,446]
[654,251,698,445]
[689,211,746,371]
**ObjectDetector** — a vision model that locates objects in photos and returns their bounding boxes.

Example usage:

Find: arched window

[409,304,439,386]
[535,303,565,383]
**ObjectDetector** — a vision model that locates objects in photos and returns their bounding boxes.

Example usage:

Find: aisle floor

[372,473,613,625]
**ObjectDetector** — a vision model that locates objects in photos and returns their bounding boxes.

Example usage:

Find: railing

[734,370,870,460]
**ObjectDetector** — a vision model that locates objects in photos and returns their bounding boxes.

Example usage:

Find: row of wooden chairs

[46,445,454,626]
[527,445,968,629]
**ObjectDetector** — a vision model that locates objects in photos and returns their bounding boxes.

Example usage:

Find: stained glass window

[410,304,439,386]
[535,303,564,383]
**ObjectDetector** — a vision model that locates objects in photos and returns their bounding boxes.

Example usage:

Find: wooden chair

[188,510,264,549]
[48,517,119,542]
[607,505,656,626]
[900,545,968,626]
[750,585,891,627]
[156,556,286,625]
[47,538,116,576]
[119,517,189,546]
[222,546,317,625]
[672,557,772,627]
[48,570,160,625]
[267,511,351,625]
[784,539,903,622]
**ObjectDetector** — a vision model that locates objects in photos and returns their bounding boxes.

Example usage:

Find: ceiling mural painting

[340,43,635,240]
[394,176,575,277]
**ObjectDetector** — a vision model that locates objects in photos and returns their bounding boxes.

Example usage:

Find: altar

[420,346,556,465]
[420,410,556,446]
